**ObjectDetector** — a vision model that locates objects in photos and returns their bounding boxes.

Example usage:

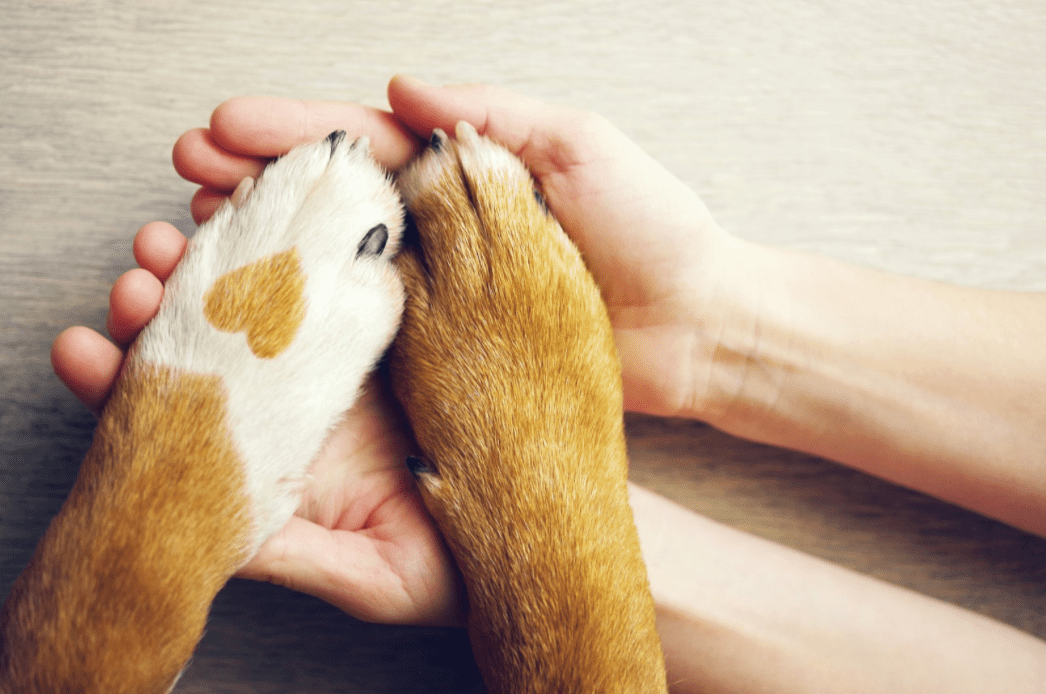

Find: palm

[240,375,464,626]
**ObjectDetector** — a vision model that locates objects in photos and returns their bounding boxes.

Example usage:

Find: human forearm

[629,484,1046,694]
[693,240,1046,536]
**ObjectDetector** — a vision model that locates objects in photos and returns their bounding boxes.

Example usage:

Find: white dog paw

[133,131,404,551]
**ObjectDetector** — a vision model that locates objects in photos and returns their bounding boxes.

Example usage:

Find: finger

[389,76,523,144]
[132,221,187,281]
[236,516,330,588]
[387,76,549,160]
[51,327,124,415]
[238,517,404,623]
[107,269,164,346]
[209,96,422,171]
[190,188,228,224]
[388,75,621,181]
[172,127,266,190]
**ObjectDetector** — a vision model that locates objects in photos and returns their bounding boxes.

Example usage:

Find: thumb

[387,75,541,151]
[236,516,399,622]
[387,75,611,179]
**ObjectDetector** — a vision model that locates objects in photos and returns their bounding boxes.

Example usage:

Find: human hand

[54,76,737,624]
[51,221,465,626]
[173,76,742,420]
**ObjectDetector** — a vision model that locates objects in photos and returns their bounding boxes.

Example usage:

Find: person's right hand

[174,76,741,419]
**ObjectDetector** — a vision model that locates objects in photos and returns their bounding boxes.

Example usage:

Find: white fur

[133,135,404,553]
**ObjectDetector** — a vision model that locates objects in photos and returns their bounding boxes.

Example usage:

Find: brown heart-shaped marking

[203,248,306,359]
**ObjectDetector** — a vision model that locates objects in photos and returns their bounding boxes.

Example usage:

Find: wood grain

[2,1,1044,691]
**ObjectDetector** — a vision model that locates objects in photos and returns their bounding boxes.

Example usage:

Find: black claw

[533,188,549,215]
[356,223,389,258]
[326,129,347,154]
[399,212,433,279]
[428,130,445,152]
[406,455,432,477]
[401,211,420,247]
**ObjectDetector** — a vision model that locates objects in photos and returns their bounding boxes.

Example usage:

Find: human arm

[629,483,1046,694]
[692,241,1046,537]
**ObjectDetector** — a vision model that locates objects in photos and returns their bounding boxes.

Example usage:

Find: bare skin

[50,77,1046,691]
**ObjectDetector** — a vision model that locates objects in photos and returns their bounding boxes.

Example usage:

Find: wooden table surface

[2,2,1044,691]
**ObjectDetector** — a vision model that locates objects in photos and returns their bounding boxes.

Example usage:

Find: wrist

[684,240,868,454]
[677,237,790,429]
[689,241,867,449]
[616,216,765,422]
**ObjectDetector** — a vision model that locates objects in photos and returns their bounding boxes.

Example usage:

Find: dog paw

[133,132,404,549]
[389,122,623,527]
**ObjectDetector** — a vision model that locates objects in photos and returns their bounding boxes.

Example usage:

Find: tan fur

[203,248,306,359]
[390,124,668,693]
[0,363,251,693]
